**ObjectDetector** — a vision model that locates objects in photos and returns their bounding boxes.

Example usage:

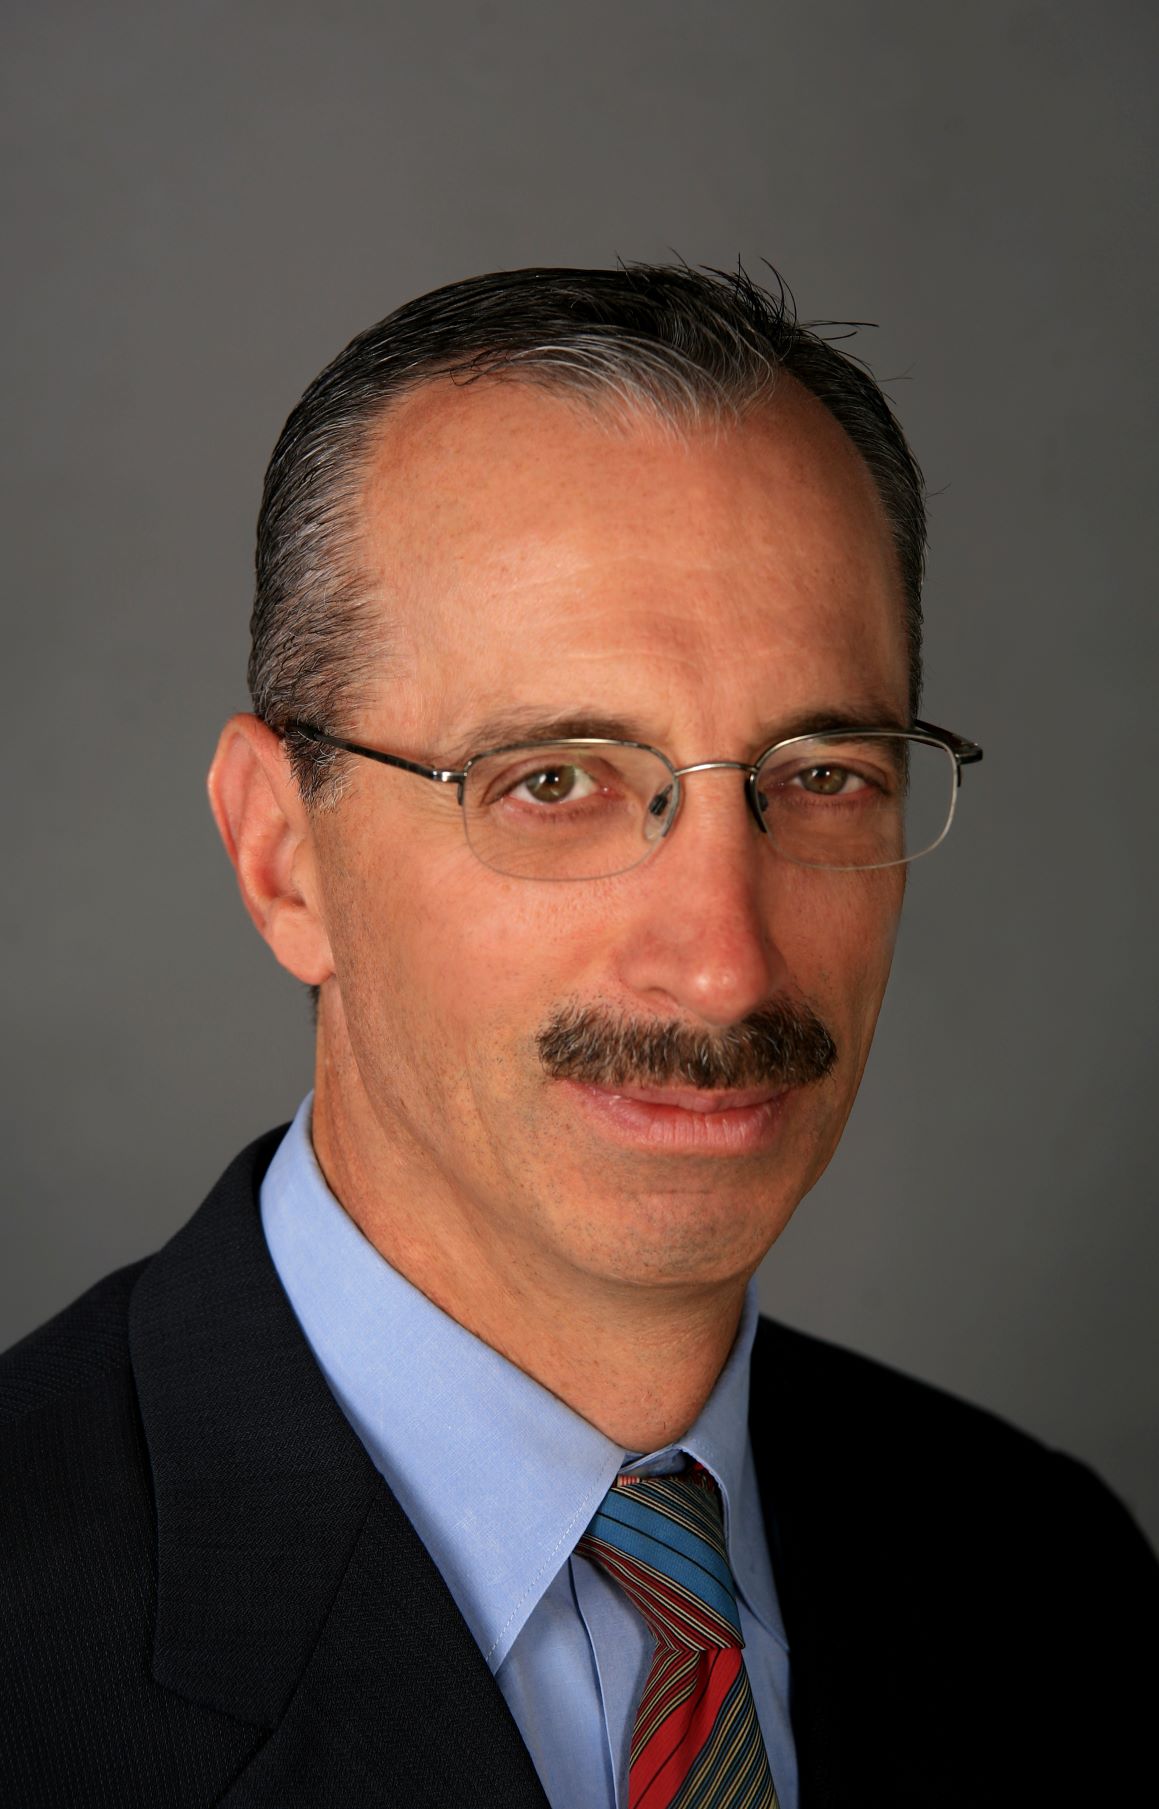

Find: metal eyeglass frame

[286,717,984,872]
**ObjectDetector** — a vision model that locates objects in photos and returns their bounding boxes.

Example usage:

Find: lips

[560,1078,795,1153]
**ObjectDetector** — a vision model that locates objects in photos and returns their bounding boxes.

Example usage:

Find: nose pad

[644,781,678,843]
[744,772,771,834]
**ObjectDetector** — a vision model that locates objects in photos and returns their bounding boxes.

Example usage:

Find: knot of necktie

[576,1465,743,1653]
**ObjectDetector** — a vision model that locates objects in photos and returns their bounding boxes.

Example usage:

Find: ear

[207,714,335,986]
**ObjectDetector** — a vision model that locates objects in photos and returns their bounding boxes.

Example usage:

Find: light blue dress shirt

[260,1096,798,1809]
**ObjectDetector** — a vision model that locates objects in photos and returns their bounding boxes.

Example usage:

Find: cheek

[426,879,604,1041]
[778,869,903,1032]
[328,835,597,1073]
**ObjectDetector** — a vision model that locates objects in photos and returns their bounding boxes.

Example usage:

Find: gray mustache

[537,1000,837,1092]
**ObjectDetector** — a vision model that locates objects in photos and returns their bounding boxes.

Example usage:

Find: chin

[551,1179,805,1292]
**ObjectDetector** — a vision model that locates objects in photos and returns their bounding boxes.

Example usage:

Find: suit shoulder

[752,1312,1028,1436]
[754,1310,1063,1472]
[0,1258,148,1425]
[753,1314,1158,1564]
[0,1261,155,1648]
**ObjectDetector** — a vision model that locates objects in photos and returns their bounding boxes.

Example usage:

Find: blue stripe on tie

[586,1493,741,1635]
[594,1486,735,1593]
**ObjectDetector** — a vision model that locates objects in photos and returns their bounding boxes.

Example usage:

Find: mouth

[559,1078,796,1153]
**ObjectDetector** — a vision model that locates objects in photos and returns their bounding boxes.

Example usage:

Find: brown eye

[799,764,859,795]
[516,765,597,805]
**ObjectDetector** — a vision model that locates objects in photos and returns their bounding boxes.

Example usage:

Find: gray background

[4,1,1156,1541]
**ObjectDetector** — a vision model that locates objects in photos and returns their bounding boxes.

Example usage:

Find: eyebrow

[440,703,911,765]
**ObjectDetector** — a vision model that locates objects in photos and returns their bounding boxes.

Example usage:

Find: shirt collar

[261,1094,784,1671]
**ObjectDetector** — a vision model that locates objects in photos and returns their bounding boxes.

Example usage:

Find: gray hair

[249,264,926,804]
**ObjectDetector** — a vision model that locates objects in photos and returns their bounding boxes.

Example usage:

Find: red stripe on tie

[630,1645,742,1809]
[590,1549,735,1648]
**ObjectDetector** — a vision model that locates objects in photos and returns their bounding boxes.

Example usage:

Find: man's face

[307,378,909,1293]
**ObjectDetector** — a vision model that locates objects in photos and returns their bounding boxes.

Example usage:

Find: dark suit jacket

[1,1129,1155,1806]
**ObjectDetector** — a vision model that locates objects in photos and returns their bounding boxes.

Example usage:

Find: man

[2,265,1154,1807]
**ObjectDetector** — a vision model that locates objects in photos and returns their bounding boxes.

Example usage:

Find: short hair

[249,264,926,804]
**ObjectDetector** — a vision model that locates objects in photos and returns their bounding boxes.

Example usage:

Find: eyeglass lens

[460,735,957,880]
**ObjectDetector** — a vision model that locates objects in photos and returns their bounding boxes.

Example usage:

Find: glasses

[287,718,983,881]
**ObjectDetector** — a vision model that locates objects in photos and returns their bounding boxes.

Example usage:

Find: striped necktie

[576,1465,779,1809]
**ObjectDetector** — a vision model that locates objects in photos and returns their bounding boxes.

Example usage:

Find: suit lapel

[749,1319,861,1809]
[218,1487,550,1807]
[130,1131,548,1807]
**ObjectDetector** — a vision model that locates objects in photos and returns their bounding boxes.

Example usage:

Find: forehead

[355,376,908,751]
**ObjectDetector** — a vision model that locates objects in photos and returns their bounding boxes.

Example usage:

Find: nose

[614,768,789,1030]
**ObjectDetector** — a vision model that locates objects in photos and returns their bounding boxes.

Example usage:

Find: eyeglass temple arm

[912,718,984,781]
[284,722,463,786]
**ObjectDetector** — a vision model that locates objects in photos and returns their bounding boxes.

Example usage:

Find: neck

[310,1053,748,1454]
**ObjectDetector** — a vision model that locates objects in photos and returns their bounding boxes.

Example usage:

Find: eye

[508,763,600,806]
[794,763,869,797]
